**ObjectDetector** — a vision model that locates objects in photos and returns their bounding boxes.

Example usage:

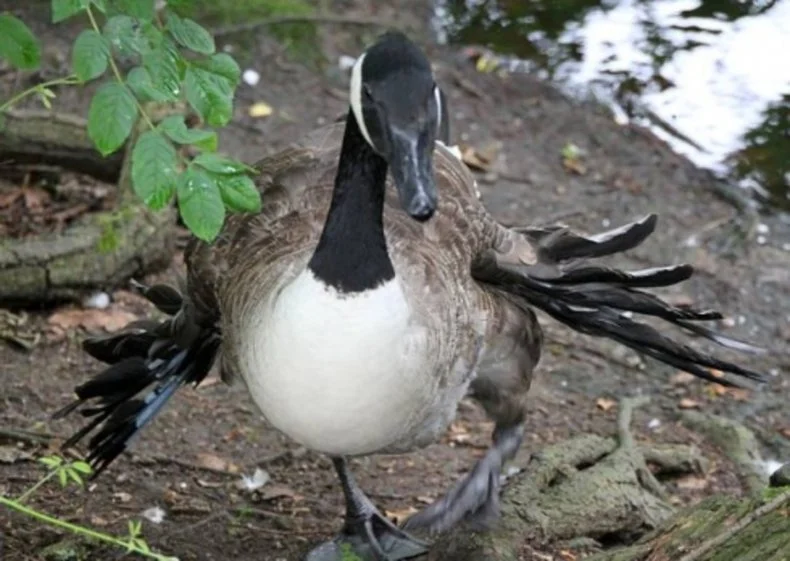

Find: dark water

[432,0,790,212]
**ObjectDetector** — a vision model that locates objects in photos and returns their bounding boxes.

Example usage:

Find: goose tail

[476,214,767,387]
[53,280,220,477]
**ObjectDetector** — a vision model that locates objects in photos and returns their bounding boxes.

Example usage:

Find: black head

[350,31,445,222]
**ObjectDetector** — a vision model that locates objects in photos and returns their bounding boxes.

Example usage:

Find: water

[432,0,790,212]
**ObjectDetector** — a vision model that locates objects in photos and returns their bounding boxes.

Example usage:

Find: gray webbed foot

[305,457,429,561]
[403,423,524,535]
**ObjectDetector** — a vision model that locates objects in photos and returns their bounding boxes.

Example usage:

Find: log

[0,107,178,304]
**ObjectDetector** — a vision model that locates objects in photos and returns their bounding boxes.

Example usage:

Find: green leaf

[177,166,225,242]
[58,468,68,487]
[131,131,179,210]
[109,0,155,20]
[103,15,144,57]
[66,467,84,487]
[165,10,214,55]
[193,153,250,175]
[158,115,217,151]
[87,82,138,156]
[142,39,182,101]
[126,66,171,103]
[184,66,233,127]
[52,0,88,22]
[91,0,107,12]
[39,455,63,468]
[70,460,93,475]
[0,14,41,69]
[72,30,109,81]
[193,53,241,87]
[216,173,260,213]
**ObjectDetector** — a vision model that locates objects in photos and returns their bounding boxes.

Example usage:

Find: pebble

[242,69,260,86]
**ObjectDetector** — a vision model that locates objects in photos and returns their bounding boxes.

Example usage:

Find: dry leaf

[562,157,587,175]
[679,398,700,409]
[90,516,109,526]
[113,491,132,503]
[416,495,435,505]
[196,452,237,473]
[447,422,471,445]
[384,506,418,525]
[671,371,696,385]
[779,427,790,438]
[260,484,302,502]
[22,187,50,210]
[676,476,708,490]
[708,368,725,379]
[249,101,273,118]
[48,307,138,333]
[596,397,616,412]
[559,550,577,561]
[461,146,492,172]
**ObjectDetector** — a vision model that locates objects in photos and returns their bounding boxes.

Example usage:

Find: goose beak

[389,128,437,222]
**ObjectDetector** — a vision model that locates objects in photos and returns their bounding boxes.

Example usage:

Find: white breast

[238,269,431,456]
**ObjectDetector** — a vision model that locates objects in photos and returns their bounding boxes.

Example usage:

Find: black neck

[307,112,394,293]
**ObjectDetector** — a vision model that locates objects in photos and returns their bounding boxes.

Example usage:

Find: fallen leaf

[384,506,418,525]
[196,452,236,473]
[596,397,616,412]
[679,398,700,409]
[249,101,273,118]
[461,146,492,172]
[416,495,435,505]
[708,368,725,379]
[48,307,138,333]
[22,186,50,210]
[676,476,708,490]
[447,422,471,445]
[90,516,108,526]
[196,479,224,489]
[779,427,790,438]
[562,157,587,175]
[559,550,577,561]
[113,491,132,503]
[671,371,696,385]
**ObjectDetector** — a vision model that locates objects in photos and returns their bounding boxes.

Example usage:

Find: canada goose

[54,31,766,561]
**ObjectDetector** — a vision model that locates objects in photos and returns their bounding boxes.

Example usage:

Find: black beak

[388,128,437,222]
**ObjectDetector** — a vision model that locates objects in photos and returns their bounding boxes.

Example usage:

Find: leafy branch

[0,0,262,242]
[0,455,177,560]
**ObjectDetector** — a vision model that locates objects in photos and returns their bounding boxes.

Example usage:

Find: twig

[677,489,790,561]
[0,427,55,446]
[213,14,395,38]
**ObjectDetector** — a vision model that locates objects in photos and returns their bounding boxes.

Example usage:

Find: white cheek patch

[350,53,375,148]
[434,86,443,135]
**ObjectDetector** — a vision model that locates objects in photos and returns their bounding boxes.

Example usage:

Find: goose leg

[402,422,524,534]
[306,457,430,561]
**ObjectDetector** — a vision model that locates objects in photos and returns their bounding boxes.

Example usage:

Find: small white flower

[238,467,270,491]
[142,506,166,524]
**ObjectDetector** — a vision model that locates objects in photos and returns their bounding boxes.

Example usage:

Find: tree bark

[425,400,790,561]
[0,108,177,304]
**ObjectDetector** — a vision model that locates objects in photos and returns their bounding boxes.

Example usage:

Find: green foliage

[177,165,225,241]
[1,1,264,242]
[0,454,176,560]
[87,82,138,155]
[72,29,109,81]
[0,13,42,69]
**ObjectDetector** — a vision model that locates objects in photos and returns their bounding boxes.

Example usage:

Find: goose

[54,31,766,561]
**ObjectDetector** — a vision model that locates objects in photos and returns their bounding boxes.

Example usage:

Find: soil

[2,2,789,561]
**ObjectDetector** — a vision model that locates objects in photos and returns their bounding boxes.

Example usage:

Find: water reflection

[433,0,790,211]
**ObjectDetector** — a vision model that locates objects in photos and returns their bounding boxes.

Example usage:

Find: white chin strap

[350,53,375,148]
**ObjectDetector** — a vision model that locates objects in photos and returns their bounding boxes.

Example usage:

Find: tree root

[427,397,701,561]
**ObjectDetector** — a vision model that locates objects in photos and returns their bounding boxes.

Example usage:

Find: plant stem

[85,4,156,130]
[0,76,81,112]
[15,469,57,504]
[0,495,177,561]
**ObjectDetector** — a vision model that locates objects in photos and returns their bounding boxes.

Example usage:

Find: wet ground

[434,0,790,212]
[2,1,790,560]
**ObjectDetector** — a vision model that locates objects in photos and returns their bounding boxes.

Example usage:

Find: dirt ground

[2,2,790,561]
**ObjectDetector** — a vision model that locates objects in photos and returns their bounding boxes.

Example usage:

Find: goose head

[350,32,443,222]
